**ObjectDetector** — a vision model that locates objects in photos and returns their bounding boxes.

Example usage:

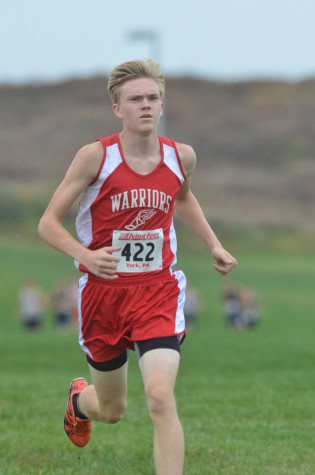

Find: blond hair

[108,59,165,104]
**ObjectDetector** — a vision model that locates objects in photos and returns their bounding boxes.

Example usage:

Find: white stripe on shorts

[77,274,93,358]
[172,269,186,335]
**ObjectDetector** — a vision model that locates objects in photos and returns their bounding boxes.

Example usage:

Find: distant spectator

[69,279,79,326]
[222,280,242,328]
[52,280,72,331]
[18,278,45,331]
[238,287,260,328]
[184,282,204,331]
[222,280,260,330]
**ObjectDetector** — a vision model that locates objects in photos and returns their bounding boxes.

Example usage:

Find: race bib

[112,229,164,273]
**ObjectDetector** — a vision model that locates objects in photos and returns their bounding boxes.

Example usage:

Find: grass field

[0,235,314,474]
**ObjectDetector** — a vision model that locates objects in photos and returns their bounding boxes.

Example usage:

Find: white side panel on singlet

[76,143,123,247]
[169,219,178,268]
[163,144,185,184]
[163,143,185,269]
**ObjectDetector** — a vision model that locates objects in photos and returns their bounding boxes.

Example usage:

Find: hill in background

[1,76,314,235]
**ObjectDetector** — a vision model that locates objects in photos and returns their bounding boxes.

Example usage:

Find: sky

[1,0,314,84]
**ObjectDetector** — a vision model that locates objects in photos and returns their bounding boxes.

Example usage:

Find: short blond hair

[108,59,165,104]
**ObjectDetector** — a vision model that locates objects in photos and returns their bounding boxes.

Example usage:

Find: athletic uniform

[76,133,187,365]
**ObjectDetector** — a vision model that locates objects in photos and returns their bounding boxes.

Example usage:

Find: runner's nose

[141,97,150,108]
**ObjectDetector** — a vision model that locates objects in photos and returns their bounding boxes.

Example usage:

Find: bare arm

[38,142,121,279]
[175,143,237,275]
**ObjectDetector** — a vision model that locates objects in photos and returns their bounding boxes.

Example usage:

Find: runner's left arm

[175,143,237,276]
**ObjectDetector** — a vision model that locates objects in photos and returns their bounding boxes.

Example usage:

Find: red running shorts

[77,269,186,363]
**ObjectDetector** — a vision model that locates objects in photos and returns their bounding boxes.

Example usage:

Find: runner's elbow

[38,215,51,241]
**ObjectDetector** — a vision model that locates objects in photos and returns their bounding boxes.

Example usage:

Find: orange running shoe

[64,378,92,447]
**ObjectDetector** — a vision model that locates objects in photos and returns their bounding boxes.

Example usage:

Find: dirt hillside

[1,76,314,232]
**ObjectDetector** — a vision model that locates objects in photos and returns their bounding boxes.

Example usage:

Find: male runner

[38,59,237,475]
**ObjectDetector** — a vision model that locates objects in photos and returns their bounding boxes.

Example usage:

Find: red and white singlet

[75,134,188,360]
[75,133,186,278]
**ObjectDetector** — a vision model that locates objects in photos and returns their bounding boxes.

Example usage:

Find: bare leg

[139,349,184,475]
[78,361,128,424]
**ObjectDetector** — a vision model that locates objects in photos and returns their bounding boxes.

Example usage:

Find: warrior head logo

[125,209,156,231]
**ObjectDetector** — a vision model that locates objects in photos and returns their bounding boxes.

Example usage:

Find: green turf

[0,236,314,474]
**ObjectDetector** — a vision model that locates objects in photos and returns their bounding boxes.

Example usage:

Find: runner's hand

[211,247,237,276]
[81,246,121,279]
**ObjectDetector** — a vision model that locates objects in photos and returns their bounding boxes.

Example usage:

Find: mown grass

[0,235,314,474]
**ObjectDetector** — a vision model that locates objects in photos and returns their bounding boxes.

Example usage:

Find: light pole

[126,30,161,65]
[126,29,166,137]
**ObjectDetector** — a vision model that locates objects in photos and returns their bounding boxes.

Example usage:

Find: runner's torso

[75,133,186,279]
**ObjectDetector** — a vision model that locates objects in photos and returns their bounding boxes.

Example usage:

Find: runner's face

[113,78,163,133]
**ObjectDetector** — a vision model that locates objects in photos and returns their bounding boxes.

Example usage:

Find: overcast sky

[1,0,314,84]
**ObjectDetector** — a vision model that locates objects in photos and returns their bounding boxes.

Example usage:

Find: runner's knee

[98,399,127,424]
[146,386,176,418]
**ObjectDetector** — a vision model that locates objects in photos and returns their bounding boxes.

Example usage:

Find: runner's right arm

[38,142,121,280]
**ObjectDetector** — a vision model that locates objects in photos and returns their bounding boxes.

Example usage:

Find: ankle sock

[73,393,89,420]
